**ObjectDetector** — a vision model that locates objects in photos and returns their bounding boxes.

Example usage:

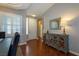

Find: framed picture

[50,17,61,30]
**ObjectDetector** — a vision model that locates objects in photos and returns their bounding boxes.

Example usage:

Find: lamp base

[63,28,66,35]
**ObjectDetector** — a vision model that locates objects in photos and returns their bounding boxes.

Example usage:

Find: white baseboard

[26,38,37,41]
[18,42,27,46]
[69,50,79,56]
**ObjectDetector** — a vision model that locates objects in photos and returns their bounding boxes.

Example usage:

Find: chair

[0,32,5,38]
[8,32,20,56]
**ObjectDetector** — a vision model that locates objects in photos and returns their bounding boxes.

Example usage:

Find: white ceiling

[0,3,31,10]
[0,3,54,17]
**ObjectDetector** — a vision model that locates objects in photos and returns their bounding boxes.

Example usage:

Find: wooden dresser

[43,33,69,54]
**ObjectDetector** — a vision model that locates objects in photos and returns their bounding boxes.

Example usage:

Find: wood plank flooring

[19,39,75,56]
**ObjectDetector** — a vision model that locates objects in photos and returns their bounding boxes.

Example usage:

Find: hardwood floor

[19,39,75,56]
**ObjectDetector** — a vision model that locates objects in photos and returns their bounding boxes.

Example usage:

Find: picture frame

[50,17,61,30]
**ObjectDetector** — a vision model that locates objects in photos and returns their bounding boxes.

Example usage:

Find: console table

[43,33,69,54]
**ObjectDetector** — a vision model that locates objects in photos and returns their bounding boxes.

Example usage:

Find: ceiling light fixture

[31,14,36,17]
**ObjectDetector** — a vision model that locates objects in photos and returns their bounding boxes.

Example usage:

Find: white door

[28,17,37,40]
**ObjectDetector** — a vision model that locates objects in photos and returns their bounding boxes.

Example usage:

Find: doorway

[37,18,43,39]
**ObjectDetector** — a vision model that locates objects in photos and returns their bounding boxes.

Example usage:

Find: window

[2,16,12,34]
[12,16,22,34]
[26,17,28,35]
[2,15,22,34]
